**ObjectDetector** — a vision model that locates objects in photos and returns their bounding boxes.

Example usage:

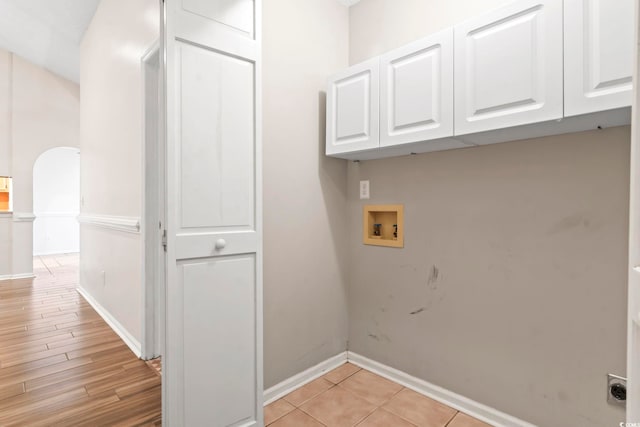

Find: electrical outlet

[360,180,370,200]
[607,373,626,406]
[101,270,106,287]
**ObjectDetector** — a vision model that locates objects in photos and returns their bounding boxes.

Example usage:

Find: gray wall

[263,0,350,388]
[347,2,629,426]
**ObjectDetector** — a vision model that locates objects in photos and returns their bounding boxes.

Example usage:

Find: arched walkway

[32,147,80,256]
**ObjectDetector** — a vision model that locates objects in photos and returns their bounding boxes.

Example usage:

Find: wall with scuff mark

[347,5,630,425]
[346,126,629,426]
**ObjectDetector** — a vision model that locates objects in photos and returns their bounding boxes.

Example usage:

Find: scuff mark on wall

[547,213,604,235]
[368,328,391,343]
[427,265,439,285]
[410,307,425,315]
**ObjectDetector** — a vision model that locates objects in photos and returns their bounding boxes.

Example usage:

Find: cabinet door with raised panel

[380,28,454,147]
[326,58,379,156]
[564,0,633,117]
[454,0,563,136]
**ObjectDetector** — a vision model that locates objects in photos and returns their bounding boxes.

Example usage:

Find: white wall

[0,48,80,279]
[347,1,628,426]
[79,0,159,351]
[349,0,511,64]
[262,0,350,388]
[0,50,10,177]
[0,50,11,279]
[33,147,80,256]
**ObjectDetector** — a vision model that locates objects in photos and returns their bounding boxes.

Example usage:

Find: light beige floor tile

[283,377,333,406]
[356,408,417,426]
[324,362,361,384]
[382,389,457,427]
[300,386,376,427]
[339,370,403,406]
[269,409,325,427]
[265,399,296,425]
[447,412,493,427]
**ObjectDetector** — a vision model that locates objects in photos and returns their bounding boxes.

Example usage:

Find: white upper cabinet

[454,0,563,136]
[325,0,631,160]
[380,28,454,147]
[326,58,379,156]
[564,0,634,117]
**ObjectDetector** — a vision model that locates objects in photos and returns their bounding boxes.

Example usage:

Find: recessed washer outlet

[607,373,626,406]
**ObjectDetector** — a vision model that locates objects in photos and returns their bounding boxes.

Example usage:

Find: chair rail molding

[12,212,36,222]
[77,214,141,234]
[34,211,79,218]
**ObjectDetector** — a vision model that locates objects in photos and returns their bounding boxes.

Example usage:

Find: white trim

[347,352,536,427]
[336,0,361,6]
[263,352,348,405]
[76,286,142,358]
[0,273,36,281]
[12,212,36,222]
[141,39,163,361]
[34,211,79,218]
[0,212,12,218]
[78,214,140,234]
[34,250,80,257]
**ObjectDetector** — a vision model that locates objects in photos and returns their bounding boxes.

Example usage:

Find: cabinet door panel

[326,58,379,155]
[454,0,563,136]
[564,0,633,116]
[380,28,455,147]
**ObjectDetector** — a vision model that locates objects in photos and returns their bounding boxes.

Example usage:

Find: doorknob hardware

[215,239,227,250]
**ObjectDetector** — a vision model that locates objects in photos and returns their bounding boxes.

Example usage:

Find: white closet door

[326,58,379,156]
[163,0,262,425]
[564,0,634,117]
[380,28,454,147]
[454,0,563,136]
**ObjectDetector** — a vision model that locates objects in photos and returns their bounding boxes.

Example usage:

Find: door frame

[141,40,165,361]
[628,0,640,422]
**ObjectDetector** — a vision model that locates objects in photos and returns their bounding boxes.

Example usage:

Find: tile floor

[265,363,492,427]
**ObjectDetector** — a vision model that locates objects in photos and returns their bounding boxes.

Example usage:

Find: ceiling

[0,0,359,83]
[0,0,100,83]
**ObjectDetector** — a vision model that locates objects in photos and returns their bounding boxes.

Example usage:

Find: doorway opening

[33,147,80,256]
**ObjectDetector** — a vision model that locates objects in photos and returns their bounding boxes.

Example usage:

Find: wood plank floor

[0,254,161,426]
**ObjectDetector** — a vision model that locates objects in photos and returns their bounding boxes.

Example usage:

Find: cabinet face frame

[379,28,454,147]
[454,0,563,136]
[326,58,380,156]
[564,0,634,117]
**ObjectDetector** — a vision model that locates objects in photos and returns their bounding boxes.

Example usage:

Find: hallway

[0,254,161,426]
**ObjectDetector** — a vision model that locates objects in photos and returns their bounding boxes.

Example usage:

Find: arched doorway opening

[32,147,80,256]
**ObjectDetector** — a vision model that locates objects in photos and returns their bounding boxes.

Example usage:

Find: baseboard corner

[263,351,348,405]
[76,285,142,358]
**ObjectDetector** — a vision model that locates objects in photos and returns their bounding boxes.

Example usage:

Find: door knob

[215,239,227,250]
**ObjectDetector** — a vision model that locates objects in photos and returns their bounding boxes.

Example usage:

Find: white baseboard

[76,286,142,358]
[263,352,348,405]
[347,352,536,427]
[0,273,36,281]
[34,250,80,256]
